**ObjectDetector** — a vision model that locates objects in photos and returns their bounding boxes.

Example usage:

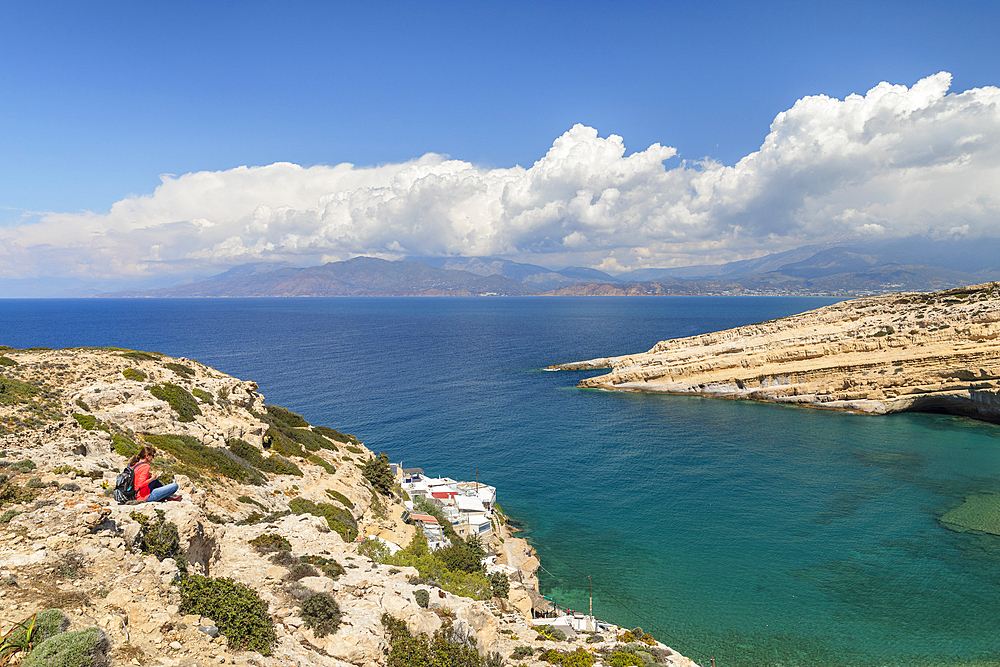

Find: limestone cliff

[0,346,695,667]
[557,283,1000,422]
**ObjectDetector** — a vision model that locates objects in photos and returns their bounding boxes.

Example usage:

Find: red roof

[432,491,457,499]
[409,512,439,524]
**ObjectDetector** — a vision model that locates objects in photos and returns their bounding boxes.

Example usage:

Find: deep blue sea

[4,297,1000,667]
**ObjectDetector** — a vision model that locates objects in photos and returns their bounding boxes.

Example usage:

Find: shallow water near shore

[4,296,1000,666]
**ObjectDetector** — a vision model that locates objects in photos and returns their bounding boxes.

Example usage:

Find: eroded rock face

[0,347,566,667]
[562,283,1000,422]
[0,346,699,667]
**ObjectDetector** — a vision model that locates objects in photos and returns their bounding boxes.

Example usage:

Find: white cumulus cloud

[2,72,999,282]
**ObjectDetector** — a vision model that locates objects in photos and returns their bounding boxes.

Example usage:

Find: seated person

[127,445,181,502]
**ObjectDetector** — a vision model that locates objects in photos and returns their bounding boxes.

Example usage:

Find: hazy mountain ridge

[102,257,536,297]
[99,237,1000,298]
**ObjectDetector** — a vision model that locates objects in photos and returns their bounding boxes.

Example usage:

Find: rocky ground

[0,346,696,667]
[557,282,1000,422]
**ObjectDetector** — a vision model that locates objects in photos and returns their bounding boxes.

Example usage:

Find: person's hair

[127,445,157,467]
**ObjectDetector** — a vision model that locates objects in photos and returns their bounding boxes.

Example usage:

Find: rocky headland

[555,283,1000,422]
[0,346,695,667]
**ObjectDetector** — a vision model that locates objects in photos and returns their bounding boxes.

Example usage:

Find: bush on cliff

[384,532,492,600]
[133,509,184,566]
[228,438,302,476]
[313,425,359,445]
[121,368,145,382]
[362,452,394,495]
[178,575,275,655]
[144,434,263,485]
[300,592,341,637]
[258,406,338,453]
[288,497,358,542]
[148,383,201,422]
[489,571,510,599]
[3,609,69,657]
[437,535,486,574]
[382,613,486,667]
[22,626,111,667]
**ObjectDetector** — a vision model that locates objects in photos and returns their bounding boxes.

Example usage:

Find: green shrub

[72,414,97,431]
[0,377,39,405]
[164,362,194,378]
[75,398,91,413]
[143,433,263,485]
[362,453,394,495]
[414,589,430,608]
[300,554,345,579]
[308,454,336,474]
[120,351,161,361]
[228,439,302,477]
[382,613,485,667]
[608,652,643,667]
[269,550,300,568]
[0,509,20,523]
[324,488,354,508]
[3,609,69,657]
[288,497,357,542]
[437,536,486,574]
[266,405,309,427]
[148,383,201,422]
[111,434,139,459]
[386,533,491,600]
[248,533,291,553]
[0,478,38,506]
[237,495,266,510]
[178,575,275,655]
[511,645,535,659]
[345,445,363,454]
[0,355,17,367]
[537,626,567,642]
[136,509,183,563]
[314,426,358,444]
[489,571,510,599]
[191,387,214,404]
[121,368,146,382]
[358,538,391,562]
[301,593,341,638]
[263,427,306,459]
[284,563,320,582]
[9,458,36,473]
[22,626,110,667]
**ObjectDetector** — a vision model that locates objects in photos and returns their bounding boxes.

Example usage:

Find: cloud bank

[3,72,999,282]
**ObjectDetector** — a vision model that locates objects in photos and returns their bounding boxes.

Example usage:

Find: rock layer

[557,283,1000,422]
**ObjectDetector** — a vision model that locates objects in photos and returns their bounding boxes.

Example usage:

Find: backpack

[113,463,140,504]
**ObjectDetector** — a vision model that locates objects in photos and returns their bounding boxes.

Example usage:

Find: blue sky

[2,1,999,291]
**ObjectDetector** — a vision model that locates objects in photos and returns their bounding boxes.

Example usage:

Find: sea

[3,296,1000,667]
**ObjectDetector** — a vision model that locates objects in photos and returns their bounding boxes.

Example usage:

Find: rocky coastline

[554,283,1000,423]
[0,346,696,667]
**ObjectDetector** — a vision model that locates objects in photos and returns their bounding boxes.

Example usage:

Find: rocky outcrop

[557,283,1000,422]
[0,346,698,667]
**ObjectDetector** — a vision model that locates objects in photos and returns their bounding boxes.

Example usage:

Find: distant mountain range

[101,236,1000,297]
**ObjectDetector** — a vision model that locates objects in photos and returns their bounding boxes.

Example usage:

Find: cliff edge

[556,283,1000,422]
[0,346,695,667]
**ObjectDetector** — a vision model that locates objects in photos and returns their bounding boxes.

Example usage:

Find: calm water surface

[3,297,1000,667]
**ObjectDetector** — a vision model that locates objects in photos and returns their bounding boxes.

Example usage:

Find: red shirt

[133,462,152,501]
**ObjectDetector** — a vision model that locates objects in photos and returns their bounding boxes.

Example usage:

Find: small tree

[362,452,394,495]
[489,571,509,599]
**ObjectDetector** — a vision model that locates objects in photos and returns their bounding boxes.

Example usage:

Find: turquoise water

[3,297,1000,666]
